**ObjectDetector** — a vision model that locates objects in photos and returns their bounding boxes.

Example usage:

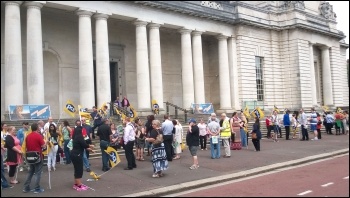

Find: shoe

[86,168,91,172]
[152,174,159,178]
[102,167,110,172]
[189,165,199,170]
[132,165,137,168]
[23,188,31,193]
[3,185,14,189]
[205,148,207,150]
[33,188,45,193]
[201,149,203,150]
[158,172,164,177]
[223,155,231,158]
[53,167,56,171]
[73,184,87,191]
[124,167,133,170]
[19,167,24,172]
[10,180,20,184]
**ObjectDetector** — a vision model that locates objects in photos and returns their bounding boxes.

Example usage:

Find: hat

[188,118,196,124]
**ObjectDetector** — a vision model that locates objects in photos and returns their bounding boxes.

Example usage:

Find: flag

[78,105,92,120]
[98,102,108,119]
[273,105,280,113]
[89,171,100,180]
[251,107,265,119]
[104,146,121,168]
[21,129,32,154]
[322,105,329,112]
[129,105,138,121]
[64,99,77,117]
[152,99,159,115]
[336,107,342,113]
[243,105,250,118]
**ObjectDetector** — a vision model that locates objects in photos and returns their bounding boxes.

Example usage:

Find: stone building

[1,1,349,118]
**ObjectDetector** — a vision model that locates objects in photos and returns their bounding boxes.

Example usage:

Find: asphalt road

[172,155,349,197]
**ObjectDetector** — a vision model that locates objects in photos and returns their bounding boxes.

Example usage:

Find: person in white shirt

[123,117,136,170]
[299,108,309,141]
[44,117,57,132]
[271,111,279,142]
[198,118,207,150]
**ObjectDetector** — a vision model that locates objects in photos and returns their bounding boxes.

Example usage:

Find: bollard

[175,107,178,119]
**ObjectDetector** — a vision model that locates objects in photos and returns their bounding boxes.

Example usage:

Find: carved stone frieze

[201,1,223,10]
[283,1,305,10]
[319,1,336,19]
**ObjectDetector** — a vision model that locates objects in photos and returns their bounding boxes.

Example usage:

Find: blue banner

[191,103,214,114]
[8,104,51,120]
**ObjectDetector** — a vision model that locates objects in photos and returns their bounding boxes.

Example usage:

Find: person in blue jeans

[1,145,13,189]
[96,119,112,171]
[208,114,221,159]
[61,120,72,164]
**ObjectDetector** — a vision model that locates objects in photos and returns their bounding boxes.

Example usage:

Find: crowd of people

[1,107,349,193]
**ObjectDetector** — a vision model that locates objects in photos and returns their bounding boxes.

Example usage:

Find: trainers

[73,184,87,191]
[23,188,31,193]
[189,165,198,170]
[33,188,45,193]
[152,174,159,178]
[3,185,14,189]
[19,167,24,172]
[86,168,91,172]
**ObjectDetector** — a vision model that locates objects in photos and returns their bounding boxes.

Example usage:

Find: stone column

[134,20,151,111]
[309,42,317,106]
[217,35,232,110]
[192,31,205,104]
[4,1,23,107]
[321,46,333,106]
[148,23,164,109]
[179,28,195,109]
[228,37,240,110]
[94,13,111,106]
[77,10,95,108]
[25,1,45,104]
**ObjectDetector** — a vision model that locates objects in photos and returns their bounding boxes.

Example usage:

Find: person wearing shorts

[186,118,199,170]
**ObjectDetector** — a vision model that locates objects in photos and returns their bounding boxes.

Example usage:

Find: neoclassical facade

[1,1,349,118]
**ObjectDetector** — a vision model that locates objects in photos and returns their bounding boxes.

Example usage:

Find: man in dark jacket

[283,110,291,140]
[186,118,199,170]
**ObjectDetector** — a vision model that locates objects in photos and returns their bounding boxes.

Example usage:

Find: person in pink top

[198,118,208,150]
[4,126,23,184]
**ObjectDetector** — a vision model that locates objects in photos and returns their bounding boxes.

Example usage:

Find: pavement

[2,133,349,197]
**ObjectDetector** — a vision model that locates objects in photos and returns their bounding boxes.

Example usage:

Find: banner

[8,104,51,121]
[191,103,214,114]
[64,99,77,118]
[251,106,265,119]
[152,99,159,115]
[78,105,92,120]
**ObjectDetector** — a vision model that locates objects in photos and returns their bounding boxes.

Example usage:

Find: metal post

[184,110,188,123]
[175,107,178,119]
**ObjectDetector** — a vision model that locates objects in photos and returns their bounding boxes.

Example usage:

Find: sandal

[139,158,145,161]
[189,165,198,170]
[173,156,180,160]
[152,174,159,178]
[10,180,20,184]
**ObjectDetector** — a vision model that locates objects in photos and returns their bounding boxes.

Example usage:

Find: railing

[163,102,189,121]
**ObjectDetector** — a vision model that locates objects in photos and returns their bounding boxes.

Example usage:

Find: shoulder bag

[153,129,163,147]
[25,151,41,164]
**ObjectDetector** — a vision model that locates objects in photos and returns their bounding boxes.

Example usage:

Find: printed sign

[191,103,214,114]
[8,104,51,120]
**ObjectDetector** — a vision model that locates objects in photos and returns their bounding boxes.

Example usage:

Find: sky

[331,1,349,59]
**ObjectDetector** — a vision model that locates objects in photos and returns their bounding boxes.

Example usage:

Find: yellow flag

[21,129,32,154]
[336,107,342,113]
[273,105,280,113]
[243,105,250,118]
[129,105,138,122]
[104,146,121,168]
[322,105,329,112]
[251,107,265,119]
[152,99,159,115]
[78,105,92,120]
[64,99,77,117]
[98,102,108,119]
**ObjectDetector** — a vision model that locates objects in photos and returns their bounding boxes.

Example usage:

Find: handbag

[67,139,73,150]
[211,136,218,144]
[251,132,257,139]
[25,151,41,164]
[153,129,163,147]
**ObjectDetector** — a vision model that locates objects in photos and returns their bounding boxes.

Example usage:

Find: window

[255,56,264,101]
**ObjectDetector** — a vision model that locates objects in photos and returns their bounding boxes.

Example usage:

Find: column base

[216,108,234,114]
[136,108,154,116]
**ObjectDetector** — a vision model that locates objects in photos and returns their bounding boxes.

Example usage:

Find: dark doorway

[93,61,119,106]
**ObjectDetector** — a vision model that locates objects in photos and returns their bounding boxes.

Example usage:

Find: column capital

[192,30,203,36]
[134,20,148,27]
[94,13,109,20]
[217,34,228,40]
[24,1,45,9]
[76,9,94,17]
[3,1,22,6]
[148,23,161,29]
[308,41,315,46]
[320,45,330,50]
[178,28,192,35]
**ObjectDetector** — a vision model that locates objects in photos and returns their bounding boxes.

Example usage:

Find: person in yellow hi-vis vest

[220,113,231,158]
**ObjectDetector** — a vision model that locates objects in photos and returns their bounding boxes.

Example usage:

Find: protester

[251,117,262,151]
[70,124,94,191]
[123,117,136,170]
[5,126,22,184]
[187,118,200,169]
[198,118,207,150]
[134,118,146,161]
[47,124,60,171]
[208,114,220,159]
[97,119,112,172]
[172,120,183,160]
[161,115,174,161]
[23,123,48,193]
[145,120,168,178]
[1,143,13,189]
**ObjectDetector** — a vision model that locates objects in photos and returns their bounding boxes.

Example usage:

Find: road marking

[297,190,312,196]
[321,182,334,187]
[343,176,349,180]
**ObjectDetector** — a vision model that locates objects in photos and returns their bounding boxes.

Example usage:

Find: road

[167,155,349,197]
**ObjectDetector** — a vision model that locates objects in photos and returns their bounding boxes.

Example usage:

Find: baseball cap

[188,118,196,124]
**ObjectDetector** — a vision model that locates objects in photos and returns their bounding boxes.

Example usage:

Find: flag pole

[57,111,64,125]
